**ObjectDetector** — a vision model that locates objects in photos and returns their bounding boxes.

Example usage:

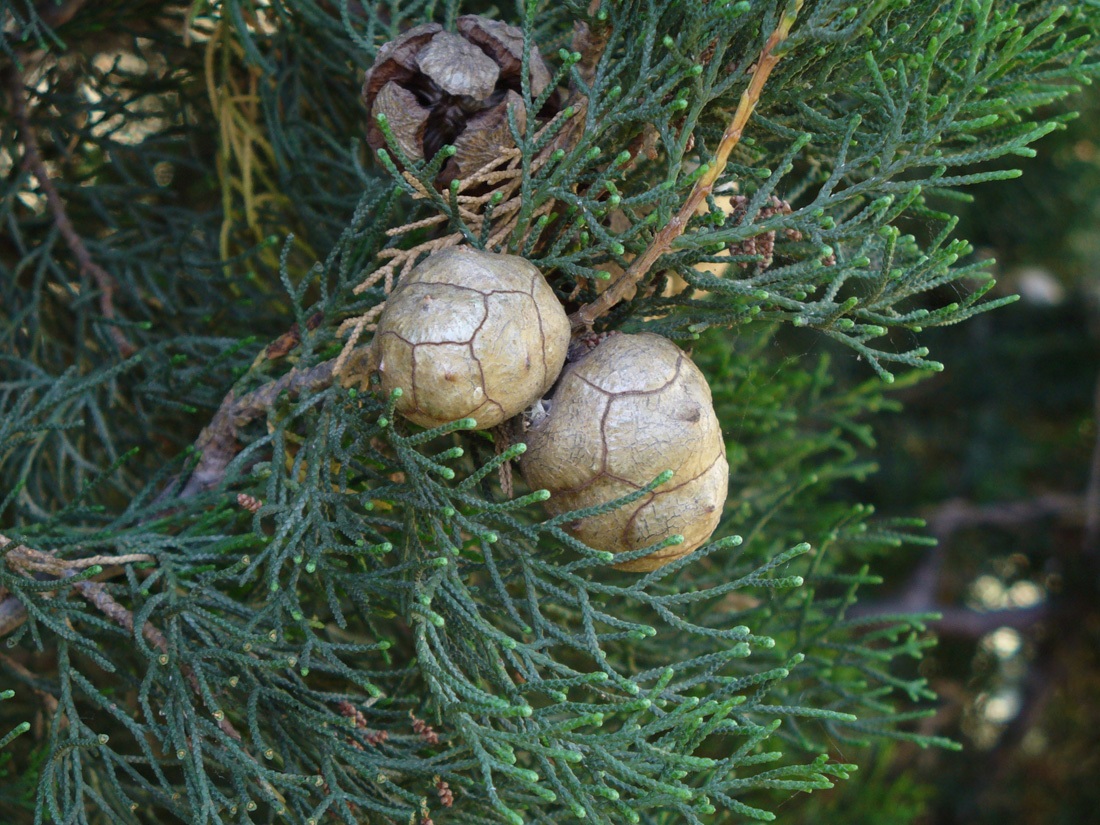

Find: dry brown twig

[0,535,156,637]
[0,534,248,743]
[570,2,805,331]
[7,65,137,358]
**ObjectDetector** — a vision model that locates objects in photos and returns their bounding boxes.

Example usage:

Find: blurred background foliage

[784,82,1100,825]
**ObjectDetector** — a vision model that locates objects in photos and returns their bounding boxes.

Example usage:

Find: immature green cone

[521,333,729,571]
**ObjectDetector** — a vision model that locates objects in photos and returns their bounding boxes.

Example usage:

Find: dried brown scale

[339,101,582,358]
[237,493,263,513]
[521,333,729,572]
[435,777,454,807]
[411,713,439,746]
[368,248,569,430]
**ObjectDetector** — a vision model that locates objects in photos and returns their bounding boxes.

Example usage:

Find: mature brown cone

[370,247,570,430]
[362,16,554,185]
[520,333,729,572]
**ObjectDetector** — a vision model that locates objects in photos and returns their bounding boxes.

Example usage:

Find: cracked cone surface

[371,247,570,430]
[521,333,729,571]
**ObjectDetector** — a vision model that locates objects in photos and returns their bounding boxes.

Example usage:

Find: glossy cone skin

[371,247,570,430]
[521,333,729,571]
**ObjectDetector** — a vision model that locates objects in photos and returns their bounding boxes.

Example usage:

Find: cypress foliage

[1,1,1096,822]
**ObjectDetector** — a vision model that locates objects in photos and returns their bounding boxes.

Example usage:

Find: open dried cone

[521,333,729,571]
[362,16,556,186]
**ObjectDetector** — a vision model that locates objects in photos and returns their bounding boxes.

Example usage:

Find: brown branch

[7,65,136,357]
[0,535,242,740]
[180,359,337,497]
[5,550,154,574]
[0,536,155,639]
[569,1,804,332]
[0,593,27,640]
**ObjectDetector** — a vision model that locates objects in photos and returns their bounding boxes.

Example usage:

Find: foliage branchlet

[2,1,1096,823]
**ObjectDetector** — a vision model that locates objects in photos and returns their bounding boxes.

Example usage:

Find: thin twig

[0,536,155,638]
[6,550,154,573]
[569,1,804,331]
[7,66,136,357]
[0,535,243,740]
